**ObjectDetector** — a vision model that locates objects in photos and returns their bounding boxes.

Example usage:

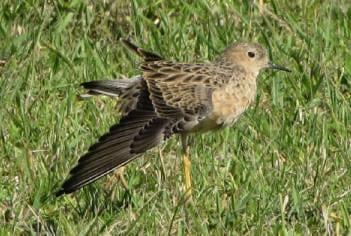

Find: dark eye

[248,51,255,58]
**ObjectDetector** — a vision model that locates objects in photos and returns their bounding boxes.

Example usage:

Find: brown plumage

[56,39,290,196]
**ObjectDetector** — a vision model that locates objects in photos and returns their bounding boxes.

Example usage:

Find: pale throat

[248,66,261,78]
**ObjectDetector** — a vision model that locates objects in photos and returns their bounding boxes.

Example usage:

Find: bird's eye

[248,51,255,58]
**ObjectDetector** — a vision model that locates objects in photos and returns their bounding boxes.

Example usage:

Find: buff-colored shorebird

[56,39,290,200]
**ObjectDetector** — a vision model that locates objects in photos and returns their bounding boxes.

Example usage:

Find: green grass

[1,0,351,234]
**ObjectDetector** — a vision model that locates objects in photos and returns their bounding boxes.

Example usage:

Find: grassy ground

[1,0,350,235]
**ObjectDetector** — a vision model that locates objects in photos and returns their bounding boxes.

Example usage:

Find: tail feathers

[56,109,171,196]
[121,38,163,61]
[81,76,141,97]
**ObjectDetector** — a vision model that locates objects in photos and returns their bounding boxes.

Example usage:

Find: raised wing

[56,86,173,196]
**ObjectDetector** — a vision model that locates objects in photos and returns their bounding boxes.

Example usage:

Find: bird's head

[219,42,291,76]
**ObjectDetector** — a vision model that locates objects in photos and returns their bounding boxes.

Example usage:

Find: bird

[56,39,290,199]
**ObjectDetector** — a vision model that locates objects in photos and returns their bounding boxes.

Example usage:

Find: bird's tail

[81,75,141,97]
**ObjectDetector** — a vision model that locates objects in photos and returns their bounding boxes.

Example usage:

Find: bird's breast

[210,79,257,127]
[184,78,257,134]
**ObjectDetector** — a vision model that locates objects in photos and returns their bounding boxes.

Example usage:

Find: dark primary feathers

[56,80,173,196]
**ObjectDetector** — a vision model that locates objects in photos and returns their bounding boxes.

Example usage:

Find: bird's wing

[141,62,228,125]
[56,85,173,196]
[120,39,222,123]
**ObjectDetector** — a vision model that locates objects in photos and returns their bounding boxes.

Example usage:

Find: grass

[0,0,350,234]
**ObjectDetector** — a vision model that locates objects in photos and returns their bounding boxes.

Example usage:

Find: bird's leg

[181,134,192,202]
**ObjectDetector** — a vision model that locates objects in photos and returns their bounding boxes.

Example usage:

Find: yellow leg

[183,151,192,202]
[181,134,192,203]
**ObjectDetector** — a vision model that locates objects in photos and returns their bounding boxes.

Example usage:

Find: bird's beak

[267,61,291,72]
